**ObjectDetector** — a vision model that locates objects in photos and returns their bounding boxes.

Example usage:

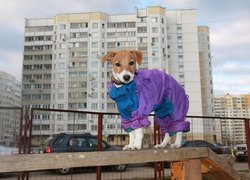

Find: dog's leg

[133,127,144,150]
[154,133,170,148]
[171,131,183,148]
[122,130,135,150]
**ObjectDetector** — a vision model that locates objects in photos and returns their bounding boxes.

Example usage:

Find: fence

[0,106,250,179]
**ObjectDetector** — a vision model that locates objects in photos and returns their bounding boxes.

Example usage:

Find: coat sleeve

[132,70,169,117]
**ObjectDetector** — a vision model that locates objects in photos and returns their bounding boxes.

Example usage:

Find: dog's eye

[129,61,135,66]
[115,63,121,67]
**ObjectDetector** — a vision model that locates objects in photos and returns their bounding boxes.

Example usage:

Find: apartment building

[214,93,250,145]
[197,26,219,142]
[0,71,21,146]
[22,6,214,145]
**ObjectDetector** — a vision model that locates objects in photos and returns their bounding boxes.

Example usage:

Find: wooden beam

[202,150,242,180]
[172,159,202,180]
[0,147,242,180]
[0,147,209,173]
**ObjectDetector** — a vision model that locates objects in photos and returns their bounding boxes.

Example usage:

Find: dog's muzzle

[123,75,131,82]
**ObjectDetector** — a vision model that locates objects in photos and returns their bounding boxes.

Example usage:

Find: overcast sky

[0,0,249,95]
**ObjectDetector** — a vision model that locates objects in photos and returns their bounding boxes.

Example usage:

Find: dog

[101,50,190,150]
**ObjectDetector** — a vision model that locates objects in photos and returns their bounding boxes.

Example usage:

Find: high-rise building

[214,93,250,145]
[0,71,21,146]
[197,26,218,142]
[198,26,214,116]
[22,6,214,145]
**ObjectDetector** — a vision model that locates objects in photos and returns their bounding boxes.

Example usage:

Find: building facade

[22,6,214,145]
[214,93,250,145]
[197,26,219,142]
[0,71,21,146]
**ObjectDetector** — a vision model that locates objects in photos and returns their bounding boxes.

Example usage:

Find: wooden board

[201,150,241,180]
[0,147,242,180]
[0,147,208,173]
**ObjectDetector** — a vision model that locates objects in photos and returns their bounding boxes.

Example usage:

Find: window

[151,17,158,23]
[54,137,65,146]
[126,22,136,28]
[91,125,97,131]
[92,42,98,48]
[58,93,64,100]
[178,45,183,53]
[152,27,158,33]
[59,53,65,59]
[59,63,65,69]
[92,23,98,28]
[69,72,78,78]
[117,22,126,28]
[178,55,183,59]
[78,103,87,109]
[69,62,76,68]
[128,31,136,37]
[60,44,66,49]
[152,37,158,43]
[138,17,147,22]
[91,103,98,109]
[60,34,66,40]
[107,103,116,109]
[60,24,66,30]
[91,62,98,68]
[138,27,147,33]
[58,73,64,79]
[79,71,87,78]
[177,26,182,32]
[92,32,99,38]
[152,58,159,64]
[91,93,98,99]
[79,61,87,67]
[70,23,85,29]
[107,32,116,37]
[68,103,77,109]
[44,54,52,60]
[69,82,77,88]
[128,41,135,46]
[138,37,147,43]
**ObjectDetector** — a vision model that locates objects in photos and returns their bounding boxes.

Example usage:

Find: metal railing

[0,106,249,179]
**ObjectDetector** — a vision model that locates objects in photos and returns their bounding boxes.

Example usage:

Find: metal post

[153,119,157,179]
[28,108,33,154]
[17,108,23,180]
[153,117,164,179]
[244,119,250,171]
[97,113,103,180]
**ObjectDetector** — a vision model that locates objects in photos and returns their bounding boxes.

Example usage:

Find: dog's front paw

[133,144,142,150]
[170,143,181,148]
[122,145,135,151]
[154,144,167,149]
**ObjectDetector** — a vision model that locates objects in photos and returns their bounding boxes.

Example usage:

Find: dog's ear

[101,51,117,62]
[130,50,143,65]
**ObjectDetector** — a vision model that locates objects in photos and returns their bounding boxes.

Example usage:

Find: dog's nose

[123,75,131,81]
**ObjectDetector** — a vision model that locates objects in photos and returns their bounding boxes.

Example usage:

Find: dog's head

[101,50,142,84]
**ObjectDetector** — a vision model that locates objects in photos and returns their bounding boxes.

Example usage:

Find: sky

[0,0,249,95]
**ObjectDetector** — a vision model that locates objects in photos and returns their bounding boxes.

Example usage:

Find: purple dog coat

[109,69,190,135]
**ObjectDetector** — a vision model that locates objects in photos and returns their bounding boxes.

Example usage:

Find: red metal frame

[244,119,250,171]
[96,113,103,180]
[153,118,165,179]
[19,107,250,179]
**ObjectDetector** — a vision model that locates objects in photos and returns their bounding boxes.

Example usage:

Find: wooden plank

[0,147,209,173]
[172,162,184,180]
[184,159,202,180]
[205,149,242,180]
[171,159,202,180]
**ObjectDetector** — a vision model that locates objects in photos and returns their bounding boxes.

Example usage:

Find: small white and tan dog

[101,50,190,150]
